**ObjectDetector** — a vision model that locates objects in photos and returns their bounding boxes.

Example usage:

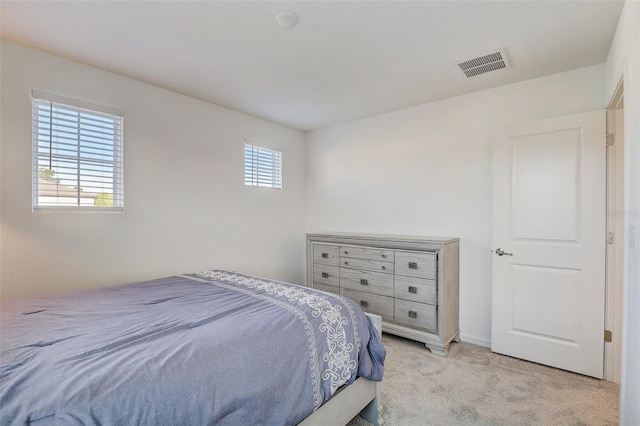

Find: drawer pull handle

[381,254,386,258]
[381,265,386,270]
[360,301,369,308]
[408,286,417,294]
[408,311,418,319]
[344,250,349,255]
[344,261,349,265]
[360,279,369,286]
[408,262,418,269]
[321,272,329,279]
[322,253,329,258]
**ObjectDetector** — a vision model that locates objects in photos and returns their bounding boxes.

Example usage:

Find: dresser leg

[425,343,448,357]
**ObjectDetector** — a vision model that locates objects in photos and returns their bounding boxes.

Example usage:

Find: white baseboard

[458,333,491,348]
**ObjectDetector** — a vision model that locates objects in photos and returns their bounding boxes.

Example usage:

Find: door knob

[495,248,513,256]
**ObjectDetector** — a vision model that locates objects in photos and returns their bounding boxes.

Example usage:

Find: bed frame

[299,313,384,426]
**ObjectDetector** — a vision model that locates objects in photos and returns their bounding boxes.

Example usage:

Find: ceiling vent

[456,48,510,78]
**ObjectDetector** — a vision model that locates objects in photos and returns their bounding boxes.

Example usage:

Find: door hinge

[604,330,613,343]
[606,133,614,146]
[607,232,615,245]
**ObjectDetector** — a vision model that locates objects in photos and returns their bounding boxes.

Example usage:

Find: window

[244,141,282,190]
[31,90,124,212]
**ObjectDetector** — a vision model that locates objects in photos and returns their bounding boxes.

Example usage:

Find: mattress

[0,270,385,425]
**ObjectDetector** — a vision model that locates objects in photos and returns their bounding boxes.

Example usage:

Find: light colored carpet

[349,333,619,426]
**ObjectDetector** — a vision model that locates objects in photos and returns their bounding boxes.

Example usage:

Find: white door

[491,111,606,379]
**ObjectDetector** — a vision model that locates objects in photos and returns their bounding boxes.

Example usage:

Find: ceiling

[0,1,625,132]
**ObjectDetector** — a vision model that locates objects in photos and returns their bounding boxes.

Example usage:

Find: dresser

[306,233,459,356]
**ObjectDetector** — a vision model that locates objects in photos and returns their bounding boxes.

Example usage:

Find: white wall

[0,41,307,299]
[605,1,640,423]
[305,65,605,347]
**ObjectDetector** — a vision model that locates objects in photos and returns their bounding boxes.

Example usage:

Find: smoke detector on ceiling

[456,48,511,78]
[276,11,299,28]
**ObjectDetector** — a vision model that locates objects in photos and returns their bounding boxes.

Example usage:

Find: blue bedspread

[0,270,385,425]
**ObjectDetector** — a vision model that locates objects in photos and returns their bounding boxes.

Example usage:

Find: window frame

[31,90,124,213]
[243,140,283,190]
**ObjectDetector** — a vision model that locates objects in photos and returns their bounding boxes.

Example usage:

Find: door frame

[605,77,624,383]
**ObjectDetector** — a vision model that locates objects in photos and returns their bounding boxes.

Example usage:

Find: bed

[0,270,385,425]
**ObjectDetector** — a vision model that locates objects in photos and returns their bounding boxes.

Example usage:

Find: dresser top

[307,232,459,244]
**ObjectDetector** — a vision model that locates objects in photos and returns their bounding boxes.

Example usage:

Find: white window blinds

[31,91,124,212]
[244,142,282,190]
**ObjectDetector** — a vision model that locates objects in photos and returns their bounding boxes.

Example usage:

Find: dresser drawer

[395,276,436,305]
[340,257,394,274]
[340,246,393,262]
[395,251,436,279]
[394,299,436,332]
[340,268,393,297]
[313,244,339,266]
[341,289,394,321]
[313,264,339,287]
[313,282,340,295]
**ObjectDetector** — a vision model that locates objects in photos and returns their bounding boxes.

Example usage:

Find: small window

[244,141,282,190]
[32,90,124,212]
